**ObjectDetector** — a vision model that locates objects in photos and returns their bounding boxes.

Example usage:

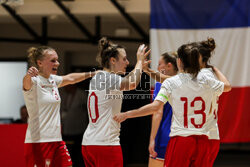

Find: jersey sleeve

[198,71,224,97]
[155,87,169,104]
[52,75,63,87]
[155,79,172,104]
[152,82,162,101]
[207,76,224,96]
[201,68,215,79]
[23,76,37,94]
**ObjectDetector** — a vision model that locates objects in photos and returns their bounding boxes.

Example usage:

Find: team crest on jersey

[45,159,51,167]
[41,84,55,88]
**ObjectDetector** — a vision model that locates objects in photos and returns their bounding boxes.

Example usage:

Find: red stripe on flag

[218,87,250,143]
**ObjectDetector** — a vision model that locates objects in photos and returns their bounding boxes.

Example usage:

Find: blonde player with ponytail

[23,46,97,167]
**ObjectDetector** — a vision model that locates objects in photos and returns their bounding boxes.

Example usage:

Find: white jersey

[155,71,224,137]
[82,71,123,145]
[201,68,220,140]
[23,74,63,143]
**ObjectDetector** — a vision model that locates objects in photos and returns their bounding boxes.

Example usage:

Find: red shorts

[24,141,72,167]
[208,139,220,167]
[164,135,210,167]
[82,145,123,167]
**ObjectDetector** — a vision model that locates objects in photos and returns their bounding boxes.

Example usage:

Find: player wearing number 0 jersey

[113,38,231,167]
[82,71,123,145]
[82,37,150,167]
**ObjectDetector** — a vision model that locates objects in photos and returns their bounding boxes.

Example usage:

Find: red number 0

[180,97,206,128]
[88,92,99,123]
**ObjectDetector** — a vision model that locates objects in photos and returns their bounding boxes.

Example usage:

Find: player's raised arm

[212,67,231,92]
[120,44,150,91]
[143,52,178,83]
[143,64,169,83]
[59,70,98,88]
[23,66,39,91]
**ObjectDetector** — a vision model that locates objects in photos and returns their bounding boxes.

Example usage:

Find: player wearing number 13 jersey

[113,38,231,167]
[81,37,150,167]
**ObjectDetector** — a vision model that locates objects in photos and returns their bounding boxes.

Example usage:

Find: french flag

[150,0,250,143]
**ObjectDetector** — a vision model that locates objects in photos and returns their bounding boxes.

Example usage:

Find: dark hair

[20,105,26,111]
[177,43,200,77]
[96,37,125,68]
[197,38,216,66]
[177,38,216,77]
[27,46,55,68]
[161,51,178,72]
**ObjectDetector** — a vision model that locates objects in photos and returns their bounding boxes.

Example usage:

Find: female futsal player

[23,46,97,167]
[81,37,150,167]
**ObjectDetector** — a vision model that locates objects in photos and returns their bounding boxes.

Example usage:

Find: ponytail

[27,46,54,68]
[96,37,124,68]
[177,44,201,77]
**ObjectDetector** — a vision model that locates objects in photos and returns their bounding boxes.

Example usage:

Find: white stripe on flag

[150,27,250,87]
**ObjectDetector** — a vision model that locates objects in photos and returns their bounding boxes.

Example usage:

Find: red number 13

[180,97,206,128]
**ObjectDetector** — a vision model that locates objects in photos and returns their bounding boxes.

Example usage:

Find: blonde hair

[27,46,54,68]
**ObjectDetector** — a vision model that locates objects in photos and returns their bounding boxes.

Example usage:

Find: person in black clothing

[13,105,28,124]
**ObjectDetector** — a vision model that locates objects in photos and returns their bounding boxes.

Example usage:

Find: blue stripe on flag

[150,0,250,29]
